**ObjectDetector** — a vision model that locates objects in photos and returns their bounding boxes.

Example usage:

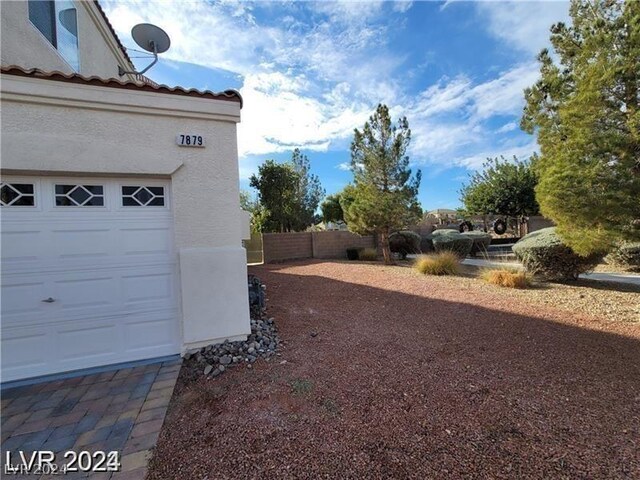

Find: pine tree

[345,104,422,263]
[521,0,640,255]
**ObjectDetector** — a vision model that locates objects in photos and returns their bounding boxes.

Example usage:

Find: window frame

[28,0,57,48]
[53,184,106,208]
[120,185,167,208]
[0,182,38,208]
[27,0,80,72]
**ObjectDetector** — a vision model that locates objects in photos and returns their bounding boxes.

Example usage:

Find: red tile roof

[1,65,243,107]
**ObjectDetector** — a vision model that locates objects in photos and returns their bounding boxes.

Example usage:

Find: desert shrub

[389,230,421,259]
[420,235,435,253]
[512,227,602,281]
[414,252,460,275]
[605,242,640,272]
[357,248,378,261]
[481,268,531,289]
[346,248,359,260]
[463,231,492,256]
[432,231,473,257]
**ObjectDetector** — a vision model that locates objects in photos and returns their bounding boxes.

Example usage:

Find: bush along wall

[389,230,422,259]
[431,231,473,258]
[605,242,640,272]
[512,227,602,281]
[462,231,492,257]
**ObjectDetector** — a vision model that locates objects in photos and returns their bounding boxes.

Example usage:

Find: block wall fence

[261,231,378,263]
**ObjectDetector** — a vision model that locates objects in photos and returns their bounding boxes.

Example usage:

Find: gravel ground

[148,260,640,479]
[433,263,639,324]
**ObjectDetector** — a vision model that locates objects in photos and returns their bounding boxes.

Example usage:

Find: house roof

[427,209,458,215]
[1,65,243,107]
[94,0,133,68]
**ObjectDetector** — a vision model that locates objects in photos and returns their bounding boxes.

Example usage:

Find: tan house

[1,1,251,383]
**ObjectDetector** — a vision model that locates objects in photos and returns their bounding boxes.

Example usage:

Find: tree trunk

[380,229,392,264]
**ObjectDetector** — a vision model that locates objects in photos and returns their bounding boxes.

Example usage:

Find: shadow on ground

[148,260,640,480]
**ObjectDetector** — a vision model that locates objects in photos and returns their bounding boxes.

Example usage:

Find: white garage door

[1,176,181,382]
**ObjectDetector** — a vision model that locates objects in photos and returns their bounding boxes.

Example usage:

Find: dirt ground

[148,260,640,479]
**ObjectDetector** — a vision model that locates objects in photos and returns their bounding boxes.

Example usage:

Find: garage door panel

[120,226,173,256]
[1,229,44,263]
[51,227,113,259]
[57,323,120,361]
[1,328,49,372]
[1,279,49,317]
[1,176,181,382]
[122,271,174,304]
[55,276,116,311]
[124,314,178,352]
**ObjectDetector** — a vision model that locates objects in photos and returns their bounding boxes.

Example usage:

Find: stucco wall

[1,1,133,79]
[1,74,250,349]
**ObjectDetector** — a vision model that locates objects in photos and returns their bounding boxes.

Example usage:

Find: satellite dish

[118,23,171,77]
[131,23,171,54]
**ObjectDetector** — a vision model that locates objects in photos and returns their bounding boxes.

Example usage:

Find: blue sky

[102,0,569,211]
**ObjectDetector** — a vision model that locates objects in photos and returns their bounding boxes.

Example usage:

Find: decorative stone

[187,300,281,378]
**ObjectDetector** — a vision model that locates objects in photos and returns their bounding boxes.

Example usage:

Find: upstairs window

[28,0,79,71]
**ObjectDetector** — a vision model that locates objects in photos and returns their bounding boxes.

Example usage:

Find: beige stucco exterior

[1,73,251,351]
[0,0,134,80]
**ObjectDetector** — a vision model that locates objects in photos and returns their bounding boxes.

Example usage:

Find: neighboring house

[0,1,251,382]
[424,209,459,224]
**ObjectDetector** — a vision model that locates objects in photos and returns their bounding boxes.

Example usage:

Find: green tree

[344,104,422,263]
[521,0,640,255]
[321,193,344,224]
[460,155,540,220]
[249,160,299,232]
[239,189,268,233]
[249,150,324,232]
[290,148,325,230]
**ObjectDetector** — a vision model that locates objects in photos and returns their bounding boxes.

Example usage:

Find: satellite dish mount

[118,23,171,77]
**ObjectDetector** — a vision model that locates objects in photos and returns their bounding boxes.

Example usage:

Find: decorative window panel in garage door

[1,177,181,382]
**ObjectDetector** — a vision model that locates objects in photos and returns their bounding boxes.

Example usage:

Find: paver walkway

[1,358,181,479]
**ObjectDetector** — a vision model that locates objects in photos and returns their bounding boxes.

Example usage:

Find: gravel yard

[148,260,640,479]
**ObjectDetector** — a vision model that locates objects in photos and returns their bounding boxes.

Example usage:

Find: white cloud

[336,162,351,171]
[497,122,518,133]
[405,62,539,167]
[453,139,539,170]
[102,1,545,175]
[392,2,414,14]
[469,62,540,120]
[103,0,402,158]
[475,1,570,56]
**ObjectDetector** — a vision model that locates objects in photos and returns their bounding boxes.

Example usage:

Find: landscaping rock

[189,308,281,379]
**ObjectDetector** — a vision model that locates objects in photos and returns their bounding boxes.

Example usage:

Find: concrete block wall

[261,231,378,263]
[524,216,555,235]
[262,232,313,263]
[311,231,377,259]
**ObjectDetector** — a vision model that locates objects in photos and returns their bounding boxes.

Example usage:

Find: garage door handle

[41,297,56,303]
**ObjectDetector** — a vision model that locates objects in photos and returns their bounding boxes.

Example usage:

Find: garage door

[1,176,181,382]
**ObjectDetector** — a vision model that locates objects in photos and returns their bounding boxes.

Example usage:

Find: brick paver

[1,359,181,479]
